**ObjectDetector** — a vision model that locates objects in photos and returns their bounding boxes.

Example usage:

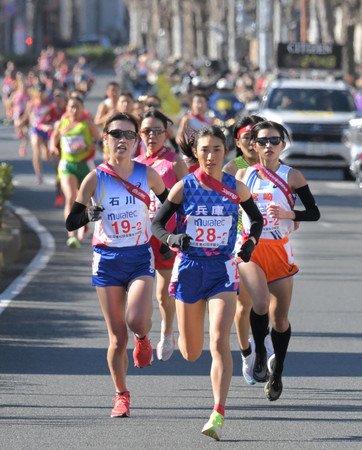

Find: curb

[0,207,22,271]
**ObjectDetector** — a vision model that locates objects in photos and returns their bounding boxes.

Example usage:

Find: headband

[237,124,253,139]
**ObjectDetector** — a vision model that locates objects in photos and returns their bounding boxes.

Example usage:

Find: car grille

[285,122,348,143]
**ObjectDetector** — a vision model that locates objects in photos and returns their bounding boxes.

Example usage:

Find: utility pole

[300,0,308,42]
[228,0,236,69]
[172,0,182,59]
[258,0,274,72]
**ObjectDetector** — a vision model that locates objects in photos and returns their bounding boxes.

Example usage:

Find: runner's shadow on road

[0,346,361,378]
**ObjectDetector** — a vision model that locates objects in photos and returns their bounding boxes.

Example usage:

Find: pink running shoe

[111,391,130,418]
[19,146,26,157]
[133,335,153,368]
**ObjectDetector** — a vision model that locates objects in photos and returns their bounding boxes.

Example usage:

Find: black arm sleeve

[155,187,169,204]
[293,184,320,221]
[65,201,89,231]
[151,199,180,245]
[240,196,264,244]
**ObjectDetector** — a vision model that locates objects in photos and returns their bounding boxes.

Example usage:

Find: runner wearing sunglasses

[140,94,179,153]
[136,110,188,362]
[235,120,320,401]
[223,114,275,385]
[151,125,263,440]
[66,112,168,418]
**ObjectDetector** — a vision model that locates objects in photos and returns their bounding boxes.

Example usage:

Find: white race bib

[186,215,232,248]
[61,135,85,154]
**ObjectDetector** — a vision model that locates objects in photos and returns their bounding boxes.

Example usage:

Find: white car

[258,78,358,179]
[343,117,362,185]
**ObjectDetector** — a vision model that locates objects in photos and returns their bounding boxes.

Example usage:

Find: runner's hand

[159,243,175,261]
[237,239,255,262]
[87,205,104,222]
[167,234,192,251]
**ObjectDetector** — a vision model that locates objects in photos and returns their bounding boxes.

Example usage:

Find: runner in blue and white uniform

[151,125,263,441]
[66,112,167,419]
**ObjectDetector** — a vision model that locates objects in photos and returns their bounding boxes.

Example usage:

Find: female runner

[50,95,99,248]
[223,114,274,384]
[136,110,188,361]
[66,112,167,418]
[236,120,320,401]
[151,125,263,440]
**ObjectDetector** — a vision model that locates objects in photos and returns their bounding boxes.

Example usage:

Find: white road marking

[0,202,55,315]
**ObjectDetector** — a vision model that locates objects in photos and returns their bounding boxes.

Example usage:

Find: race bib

[148,192,161,219]
[104,209,143,241]
[61,135,85,154]
[186,215,232,248]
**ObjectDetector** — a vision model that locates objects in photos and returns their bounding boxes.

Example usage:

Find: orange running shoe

[54,194,64,208]
[111,391,130,418]
[133,335,153,368]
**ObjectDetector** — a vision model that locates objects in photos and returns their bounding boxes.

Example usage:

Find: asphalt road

[1,72,362,449]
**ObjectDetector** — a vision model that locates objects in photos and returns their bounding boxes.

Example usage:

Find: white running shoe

[242,337,256,385]
[242,352,256,385]
[264,333,274,360]
[156,322,175,361]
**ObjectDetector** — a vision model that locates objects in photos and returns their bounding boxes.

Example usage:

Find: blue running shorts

[30,127,49,141]
[92,244,155,288]
[169,254,239,304]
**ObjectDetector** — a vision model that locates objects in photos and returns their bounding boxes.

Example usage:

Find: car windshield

[268,88,356,112]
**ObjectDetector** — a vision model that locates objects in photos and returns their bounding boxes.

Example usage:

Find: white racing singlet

[92,162,151,247]
[242,164,295,240]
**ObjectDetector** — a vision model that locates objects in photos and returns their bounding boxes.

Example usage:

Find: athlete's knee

[209,333,229,356]
[156,293,171,308]
[236,299,252,316]
[178,338,202,361]
[109,332,128,353]
[271,316,289,333]
[127,316,151,337]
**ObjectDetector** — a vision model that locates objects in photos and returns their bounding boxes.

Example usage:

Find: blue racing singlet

[176,172,238,257]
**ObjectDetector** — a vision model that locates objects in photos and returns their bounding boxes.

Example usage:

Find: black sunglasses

[106,129,138,140]
[146,102,160,108]
[255,136,283,146]
[140,127,166,136]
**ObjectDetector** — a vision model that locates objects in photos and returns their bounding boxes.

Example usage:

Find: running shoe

[156,321,175,361]
[201,411,224,441]
[19,146,26,157]
[111,391,130,418]
[66,236,81,248]
[253,351,269,382]
[264,333,274,360]
[35,175,43,185]
[242,339,256,385]
[250,333,274,360]
[133,335,153,368]
[54,194,64,208]
[265,355,283,401]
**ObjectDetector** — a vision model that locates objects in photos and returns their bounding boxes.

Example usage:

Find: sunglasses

[140,127,166,136]
[255,136,283,146]
[106,129,138,140]
[145,102,160,108]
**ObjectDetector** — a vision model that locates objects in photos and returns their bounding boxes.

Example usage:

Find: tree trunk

[316,0,334,43]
